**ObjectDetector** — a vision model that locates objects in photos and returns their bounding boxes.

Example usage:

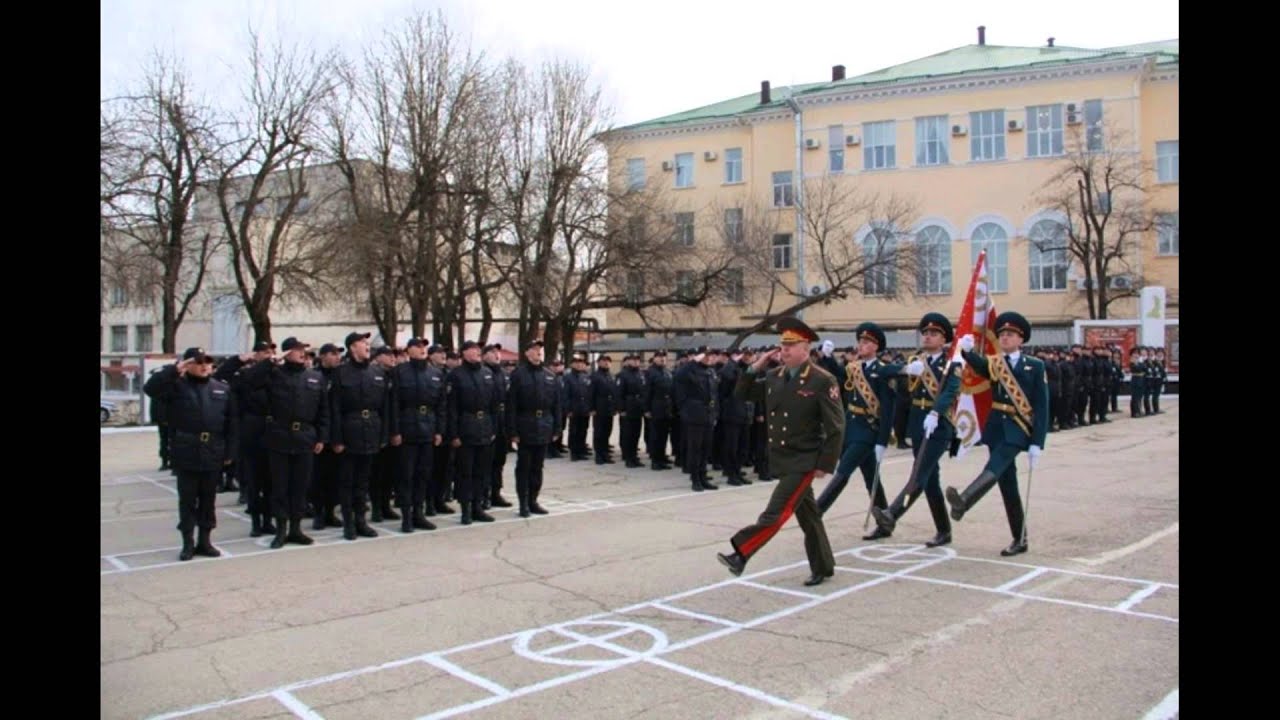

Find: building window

[1028,219,1070,291]
[772,171,793,207]
[970,222,1009,293]
[627,215,646,243]
[110,325,128,353]
[626,158,646,191]
[772,234,792,270]
[725,268,744,304]
[724,148,742,183]
[134,325,153,352]
[724,208,743,244]
[674,212,695,246]
[625,271,644,304]
[862,228,898,296]
[970,110,1005,162]
[914,116,949,166]
[674,153,693,188]
[1156,141,1178,183]
[827,125,844,173]
[675,270,694,300]
[863,120,896,170]
[1027,104,1064,158]
[109,285,127,307]
[1156,213,1179,256]
[1084,99,1104,152]
[916,226,952,295]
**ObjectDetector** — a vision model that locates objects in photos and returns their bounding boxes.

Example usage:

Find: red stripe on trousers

[738,470,816,558]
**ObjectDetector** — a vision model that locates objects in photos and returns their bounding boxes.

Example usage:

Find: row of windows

[104,324,154,353]
[630,213,1178,303]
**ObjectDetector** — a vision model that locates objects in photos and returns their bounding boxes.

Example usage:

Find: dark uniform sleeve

[962,350,991,379]
[489,369,503,436]
[816,373,845,474]
[935,367,962,417]
[224,390,240,463]
[329,370,344,447]
[213,356,244,383]
[733,365,758,400]
[384,369,398,442]
[445,370,461,444]
[505,369,520,439]
[817,355,845,385]
[874,371,894,447]
[552,371,563,435]
[314,374,330,446]
[143,364,179,400]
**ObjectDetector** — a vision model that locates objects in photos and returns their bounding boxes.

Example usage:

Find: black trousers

[158,423,170,463]
[684,423,712,479]
[1091,388,1108,422]
[646,417,671,462]
[372,446,399,511]
[240,445,272,517]
[569,415,590,456]
[515,443,548,501]
[593,414,614,462]
[620,416,642,462]
[455,443,496,506]
[710,422,724,467]
[432,442,455,503]
[491,436,509,493]
[337,453,376,515]
[268,451,313,520]
[397,441,434,510]
[671,416,685,466]
[311,451,339,514]
[175,469,219,532]
[720,422,747,479]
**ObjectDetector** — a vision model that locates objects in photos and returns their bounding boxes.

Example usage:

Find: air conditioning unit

[703,151,718,162]
[1074,276,1094,290]
[1109,275,1133,290]
[845,134,861,146]
[1007,119,1025,132]
[661,160,674,172]
[805,138,821,150]
[1066,112,1083,125]
[809,284,827,297]
[951,124,968,136]
[1066,102,1079,114]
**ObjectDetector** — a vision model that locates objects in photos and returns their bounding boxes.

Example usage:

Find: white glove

[1028,445,1042,469]
[874,445,886,463]
[820,340,835,357]
[905,359,925,376]
[959,334,975,352]
[922,412,938,438]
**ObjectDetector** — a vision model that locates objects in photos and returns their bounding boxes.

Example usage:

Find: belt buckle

[419,406,428,415]
[476,411,485,418]
[535,410,543,417]
[361,409,370,418]
[199,432,210,442]
[291,421,301,431]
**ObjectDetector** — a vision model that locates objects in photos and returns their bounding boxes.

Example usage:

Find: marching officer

[143,348,238,561]
[949,312,1050,556]
[506,340,561,517]
[329,332,395,540]
[446,340,503,524]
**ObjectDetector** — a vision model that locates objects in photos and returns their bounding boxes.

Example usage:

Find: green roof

[618,39,1177,133]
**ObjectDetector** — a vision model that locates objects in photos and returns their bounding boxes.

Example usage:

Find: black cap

[524,339,544,351]
[372,346,394,358]
[597,354,612,362]
[918,313,954,343]
[427,344,444,355]
[571,353,588,363]
[318,343,342,355]
[281,337,309,352]
[252,340,277,352]
[182,347,208,361]
[460,340,481,352]
[994,312,1031,341]
[483,343,502,353]
[446,350,461,360]
[549,357,565,365]
[406,337,428,348]
[776,316,819,344]
[652,350,667,358]
[344,331,371,348]
[854,321,887,350]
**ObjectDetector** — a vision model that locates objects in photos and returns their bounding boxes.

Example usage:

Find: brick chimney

[978,25,986,45]
[832,65,846,81]
[1047,37,1055,47]
[760,81,771,104]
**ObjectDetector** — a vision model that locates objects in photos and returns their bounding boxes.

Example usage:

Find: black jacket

[618,366,646,419]
[144,366,238,471]
[328,359,394,455]
[392,359,447,444]
[674,361,718,426]
[505,362,562,444]
[446,360,503,445]
[643,365,674,419]
[238,359,330,454]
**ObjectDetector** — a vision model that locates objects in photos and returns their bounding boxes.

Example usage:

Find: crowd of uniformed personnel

[144,326,1170,563]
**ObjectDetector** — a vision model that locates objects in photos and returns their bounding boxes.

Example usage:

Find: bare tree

[100,53,222,353]
[1035,122,1160,319]
[212,30,340,344]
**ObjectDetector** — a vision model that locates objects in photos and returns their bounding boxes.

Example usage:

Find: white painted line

[104,556,129,571]
[1116,583,1163,612]
[1141,687,1178,720]
[215,546,234,558]
[738,580,822,600]
[995,567,1049,593]
[271,690,325,720]
[647,602,743,628]
[102,425,159,435]
[419,655,510,697]
[955,554,1178,589]
[222,509,251,523]
[415,662,622,720]
[139,476,178,495]
[646,656,845,720]
[1072,522,1179,567]
[541,626,640,656]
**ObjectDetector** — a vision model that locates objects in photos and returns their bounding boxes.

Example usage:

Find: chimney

[760,80,771,104]
[832,65,846,81]
[978,25,986,46]
[1047,37,1055,47]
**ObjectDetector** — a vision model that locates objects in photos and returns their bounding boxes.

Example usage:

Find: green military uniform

[718,317,844,586]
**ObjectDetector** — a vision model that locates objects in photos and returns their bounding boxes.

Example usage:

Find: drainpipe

[784,96,805,320]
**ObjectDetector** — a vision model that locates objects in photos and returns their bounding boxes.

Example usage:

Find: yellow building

[602,33,1178,350]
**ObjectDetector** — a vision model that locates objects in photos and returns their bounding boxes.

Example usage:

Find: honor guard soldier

[718,317,842,586]
[949,312,1049,556]
[144,348,239,561]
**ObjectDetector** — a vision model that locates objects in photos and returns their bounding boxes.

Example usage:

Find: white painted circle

[851,543,956,564]
[512,620,669,667]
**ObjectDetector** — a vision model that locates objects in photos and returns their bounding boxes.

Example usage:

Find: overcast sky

[101,0,1178,128]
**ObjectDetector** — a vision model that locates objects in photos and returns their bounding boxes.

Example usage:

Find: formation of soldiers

[145,328,1170,562]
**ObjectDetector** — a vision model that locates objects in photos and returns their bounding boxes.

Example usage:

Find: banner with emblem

[949,251,998,456]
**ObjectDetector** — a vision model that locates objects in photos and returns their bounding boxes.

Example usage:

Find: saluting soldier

[505,340,562,517]
[949,312,1050,556]
[717,317,842,587]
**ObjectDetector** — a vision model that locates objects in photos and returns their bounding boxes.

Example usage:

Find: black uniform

[748,362,772,480]
[643,363,674,468]
[215,357,275,535]
[567,368,593,459]
[674,360,719,490]
[718,361,752,484]
[329,358,394,539]
[484,361,513,508]
[590,367,619,464]
[311,363,343,529]
[143,365,238,559]
[618,366,646,467]
[149,373,173,470]
[391,358,446,530]
[1057,354,1076,428]
[506,360,562,516]
[446,359,503,523]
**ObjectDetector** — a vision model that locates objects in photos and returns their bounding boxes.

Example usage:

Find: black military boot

[698,473,719,491]
[250,514,264,538]
[529,481,549,515]
[381,501,400,521]
[815,473,851,515]
[946,470,999,521]
[323,507,342,528]
[261,516,278,535]
[717,551,746,577]
[412,506,436,530]
[460,501,472,525]
[924,493,952,548]
[270,517,289,549]
[194,527,221,557]
[517,482,531,518]
[223,477,239,494]
[287,517,314,545]
[401,506,414,533]
[342,509,356,540]
[1000,490,1027,556]
[490,491,513,508]
[862,484,893,540]
[434,498,456,515]
[472,502,496,523]
[871,486,922,535]
[179,530,196,561]
[355,510,379,537]
[312,511,327,531]
[370,501,383,523]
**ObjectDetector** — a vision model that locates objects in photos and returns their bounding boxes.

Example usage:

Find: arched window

[862,228,898,296]
[916,225,952,295]
[1028,219,1069,291]
[970,223,1008,293]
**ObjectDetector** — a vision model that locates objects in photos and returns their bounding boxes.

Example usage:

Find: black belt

[267,417,312,432]
[416,405,434,415]
[520,410,548,417]
[176,430,219,443]
[345,409,376,419]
